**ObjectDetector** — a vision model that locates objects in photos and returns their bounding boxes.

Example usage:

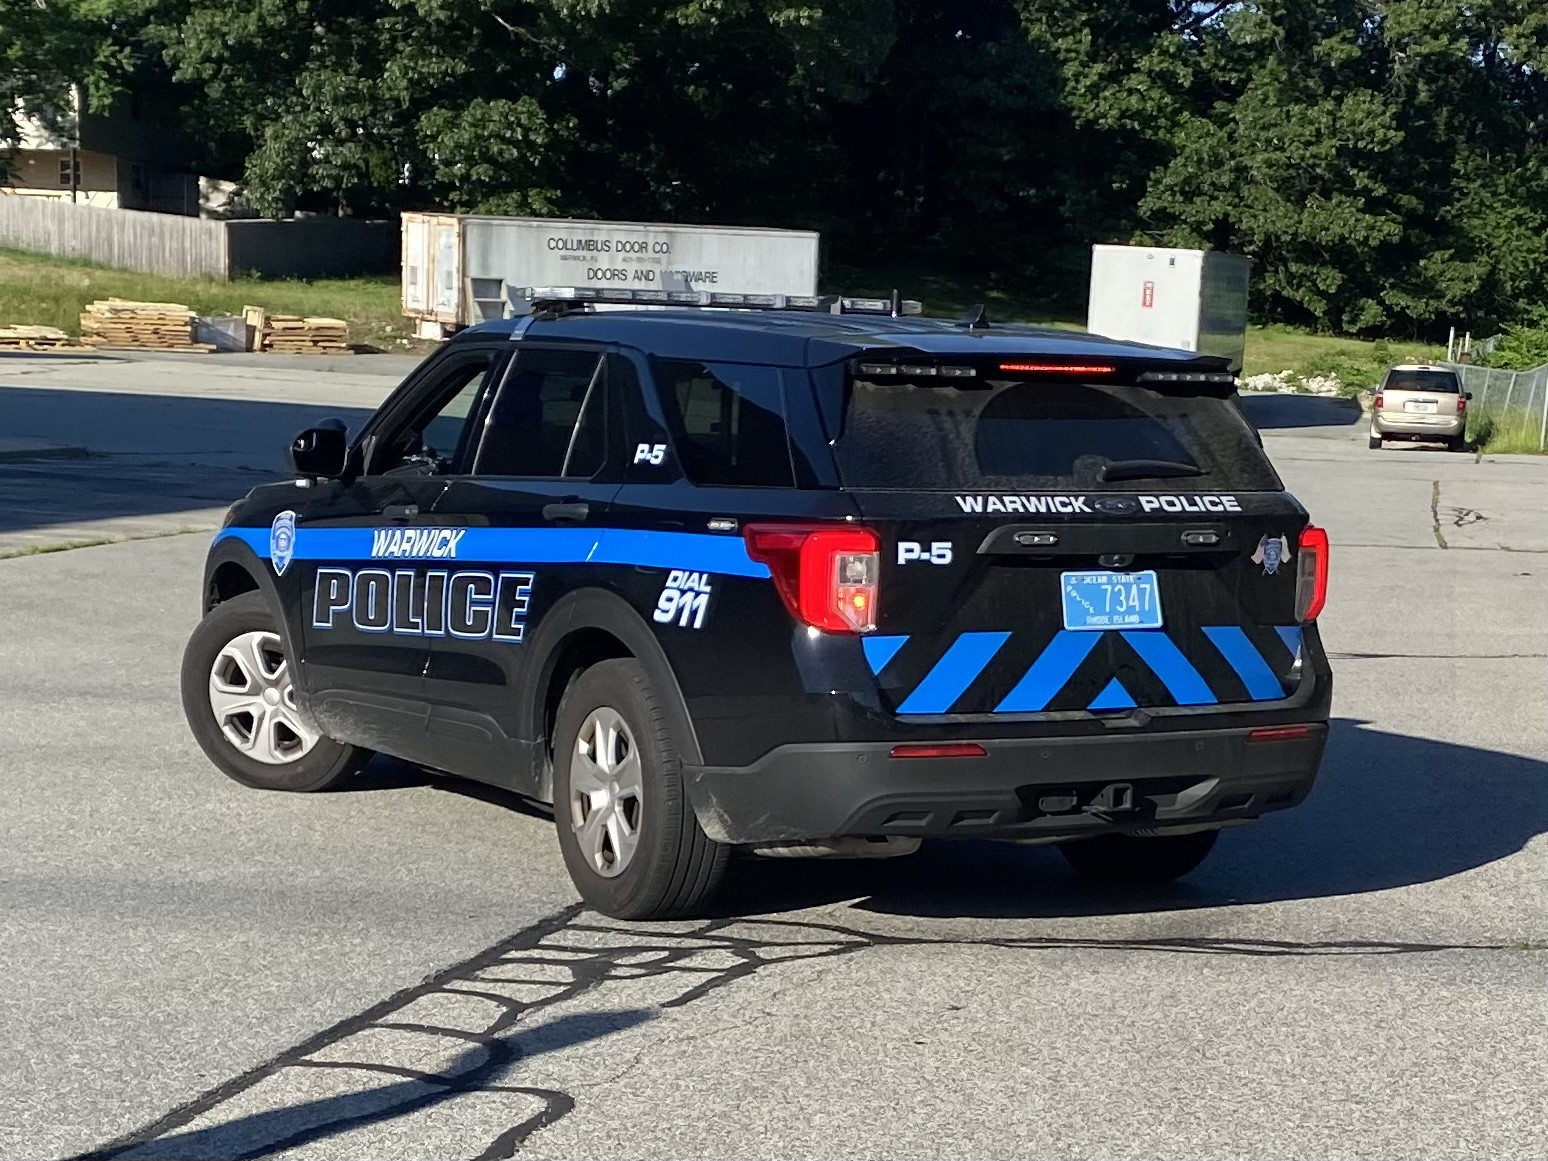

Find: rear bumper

[684,722,1327,844]
[1373,413,1464,437]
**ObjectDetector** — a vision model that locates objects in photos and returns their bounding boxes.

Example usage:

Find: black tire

[180,591,368,792]
[1368,434,1382,449]
[1447,435,1467,452]
[1059,829,1219,884]
[552,658,729,919]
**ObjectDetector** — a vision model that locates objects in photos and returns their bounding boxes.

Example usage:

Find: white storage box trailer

[1086,245,1252,372]
[402,213,821,337]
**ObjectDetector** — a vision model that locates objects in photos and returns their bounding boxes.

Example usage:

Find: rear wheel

[180,591,368,792]
[552,658,729,919]
[1059,829,1219,884]
[1368,432,1383,449]
[1447,435,1467,452]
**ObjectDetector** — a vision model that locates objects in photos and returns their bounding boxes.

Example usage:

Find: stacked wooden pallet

[263,314,350,355]
[0,325,84,352]
[79,299,213,351]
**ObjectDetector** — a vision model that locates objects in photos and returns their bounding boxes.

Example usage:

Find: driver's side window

[377,351,501,475]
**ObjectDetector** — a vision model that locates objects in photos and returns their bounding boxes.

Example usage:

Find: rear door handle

[543,500,590,523]
[382,504,419,522]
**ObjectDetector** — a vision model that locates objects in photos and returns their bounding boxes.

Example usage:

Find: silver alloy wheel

[569,706,644,878]
[207,630,319,765]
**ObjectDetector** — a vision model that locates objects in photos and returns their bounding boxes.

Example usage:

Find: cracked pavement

[1,366,1546,1159]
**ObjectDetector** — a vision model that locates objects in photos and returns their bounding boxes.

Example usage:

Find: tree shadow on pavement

[715,718,1548,919]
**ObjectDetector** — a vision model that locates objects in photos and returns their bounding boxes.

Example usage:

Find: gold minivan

[1369,365,1470,451]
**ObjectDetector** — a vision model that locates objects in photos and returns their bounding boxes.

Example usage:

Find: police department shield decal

[270,510,297,576]
[1252,533,1288,575]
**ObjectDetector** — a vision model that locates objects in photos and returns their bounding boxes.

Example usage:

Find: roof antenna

[957,304,990,330]
[890,288,901,317]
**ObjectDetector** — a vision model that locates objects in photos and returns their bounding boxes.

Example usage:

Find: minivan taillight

[1457,393,1467,414]
[1295,526,1329,622]
[1373,392,1384,409]
[744,525,880,633]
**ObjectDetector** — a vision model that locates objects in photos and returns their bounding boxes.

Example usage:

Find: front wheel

[552,658,729,919]
[1059,829,1219,884]
[180,591,368,792]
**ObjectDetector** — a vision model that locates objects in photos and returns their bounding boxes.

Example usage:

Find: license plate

[1061,570,1163,631]
[1405,400,1438,413]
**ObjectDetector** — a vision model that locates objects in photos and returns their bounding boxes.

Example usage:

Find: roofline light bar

[514,287,923,317]
[1137,370,1239,385]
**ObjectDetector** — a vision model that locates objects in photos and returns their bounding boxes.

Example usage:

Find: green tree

[0,0,130,169]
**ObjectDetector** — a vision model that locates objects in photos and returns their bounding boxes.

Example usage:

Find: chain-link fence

[1443,362,1548,452]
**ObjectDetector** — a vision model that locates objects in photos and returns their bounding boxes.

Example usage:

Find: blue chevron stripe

[897,631,1010,714]
[861,635,908,676]
[1204,626,1284,700]
[1120,630,1217,705]
[995,630,1100,713]
[1087,677,1137,710]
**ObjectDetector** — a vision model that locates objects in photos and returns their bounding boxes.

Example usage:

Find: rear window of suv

[831,378,1282,492]
[1383,370,1460,392]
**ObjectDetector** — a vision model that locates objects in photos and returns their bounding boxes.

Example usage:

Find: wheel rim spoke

[568,705,643,879]
[208,629,318,766]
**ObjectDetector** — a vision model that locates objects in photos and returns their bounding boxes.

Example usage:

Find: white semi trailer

[1086,244,1252,373]
[402,212,821,338]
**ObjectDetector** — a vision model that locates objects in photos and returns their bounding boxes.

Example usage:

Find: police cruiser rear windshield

[831,377,1281,492]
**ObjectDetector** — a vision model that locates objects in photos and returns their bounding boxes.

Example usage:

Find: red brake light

[890,743,988,759]
[1457,393,1467,414]
[1295,525,1329,621]
[1374,392,1384,409]
[1247,725,1312,743]
[998,362,1116,376]
[744,524,880,633]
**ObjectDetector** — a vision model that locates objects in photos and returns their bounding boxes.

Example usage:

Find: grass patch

[0,526,210,560]
[1469,409,1546,455]
[0,248,416,351]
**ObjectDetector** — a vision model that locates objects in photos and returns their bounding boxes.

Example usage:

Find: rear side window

[1384,370,1459,393]
[650,359,794,487]
[832,378,1281,492]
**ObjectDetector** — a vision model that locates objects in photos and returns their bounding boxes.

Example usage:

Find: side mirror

[1464,392,1474,401]
[289,419,348,479]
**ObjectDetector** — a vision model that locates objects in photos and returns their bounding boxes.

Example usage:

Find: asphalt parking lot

[2,354,1546,1160]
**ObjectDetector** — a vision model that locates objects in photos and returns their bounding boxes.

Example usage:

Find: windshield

[1384,370,1460,393]
[831,378,1282,492]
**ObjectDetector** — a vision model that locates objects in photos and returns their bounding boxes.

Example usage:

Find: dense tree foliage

[5,0,1547,335]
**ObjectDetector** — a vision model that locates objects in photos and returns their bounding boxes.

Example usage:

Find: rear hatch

[817,355,1309,719]
[1379,368,1464,423]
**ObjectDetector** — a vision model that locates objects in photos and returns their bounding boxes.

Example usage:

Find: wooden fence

[0,196,396,280]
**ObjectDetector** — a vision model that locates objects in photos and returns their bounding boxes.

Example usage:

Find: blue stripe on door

[861,635,908,676]
[1276,625,1303,659]
[1087,677,1136,710]
[897,631,1011,715]
[1120,630,1217,705]
[995,630,1100,713]
[215,525,771,578]
[1203,626,1284,700]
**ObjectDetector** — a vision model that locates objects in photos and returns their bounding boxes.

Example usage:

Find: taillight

[1295,525,1329,621]
[744,524,880,633]
[1457,394,1467,414]
[1373,392,1384,409]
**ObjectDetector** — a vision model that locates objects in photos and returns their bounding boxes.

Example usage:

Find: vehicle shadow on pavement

[1239,394,1364,430]
[716,718,1548,920]
[0,387,377,537]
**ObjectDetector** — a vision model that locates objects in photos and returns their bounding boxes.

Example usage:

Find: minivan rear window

[1384,370,1460,393]
[832,378,1281,492]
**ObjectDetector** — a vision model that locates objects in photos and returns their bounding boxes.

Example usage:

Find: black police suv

[181,289,1331,919]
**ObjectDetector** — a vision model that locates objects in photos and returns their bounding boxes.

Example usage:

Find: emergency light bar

[514,287,924,317]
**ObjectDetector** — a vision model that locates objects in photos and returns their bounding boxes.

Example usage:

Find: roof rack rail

[511,286,924,318]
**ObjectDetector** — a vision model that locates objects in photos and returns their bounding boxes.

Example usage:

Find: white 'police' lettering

[314,567,533,642]
[954,493,1240,515]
